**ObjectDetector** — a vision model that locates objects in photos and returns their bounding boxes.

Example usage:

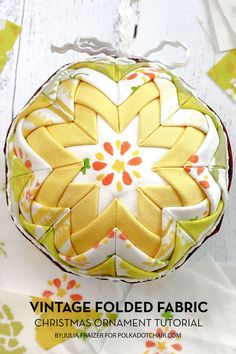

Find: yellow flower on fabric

[157,341,168,351]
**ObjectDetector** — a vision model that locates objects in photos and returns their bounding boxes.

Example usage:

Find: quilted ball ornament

[5,59,231,282]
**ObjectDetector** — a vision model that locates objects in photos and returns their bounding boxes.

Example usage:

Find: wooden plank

[0,0,25,144]
[13,0,120,114]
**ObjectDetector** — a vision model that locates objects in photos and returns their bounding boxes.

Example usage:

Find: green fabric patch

[69,61,150,81]
[161,67,227,168]
[208,49,236,103]
[39,229,78,271]
[178,200,224,241]
[169,74,193,106]
[87,256,116,277]
[10,174,32,202]
[119,259,158,279]
[166,226,195,269]
[8,151,32,178]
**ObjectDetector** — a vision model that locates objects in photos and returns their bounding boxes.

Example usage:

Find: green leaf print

[161,311,173,320]
[81,158,91,175]
[131,85,140,93]
[0,304,26,353]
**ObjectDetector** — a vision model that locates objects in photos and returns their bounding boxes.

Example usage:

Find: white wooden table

[0,0,235,266]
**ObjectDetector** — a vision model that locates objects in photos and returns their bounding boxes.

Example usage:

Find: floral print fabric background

[0,251,236,353]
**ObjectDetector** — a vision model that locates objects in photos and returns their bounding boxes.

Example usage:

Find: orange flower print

[42,274,83,302]
[144,327,183,354]
[25,190,33,201]
[13,145,32,170]
[184,164,210,190]
[92,140,142,192]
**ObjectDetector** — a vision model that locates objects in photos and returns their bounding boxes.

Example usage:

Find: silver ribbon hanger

[51,36,191,70]
[51,0,191,70]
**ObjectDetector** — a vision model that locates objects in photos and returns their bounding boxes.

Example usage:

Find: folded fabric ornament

[4,48,232,282]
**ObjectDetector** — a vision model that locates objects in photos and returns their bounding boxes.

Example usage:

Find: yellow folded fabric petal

[137,188,162,235]
[75,82,119,132]
[117,200,161,258]
[153,127,205,167]
[74,104,97,142]
[35,164,82,206]
[140,185,182,208]
[58,183,96,208]
[71,185,99,232]
[26,127,80,168]
[71,200,116,254]
[154,168,206,206]
[138,98,160,144]
[119,81,159,131]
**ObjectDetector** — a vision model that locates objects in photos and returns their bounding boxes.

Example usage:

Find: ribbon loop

[51,37,118,56]
[51,36,190,70]
[143,40,191,69]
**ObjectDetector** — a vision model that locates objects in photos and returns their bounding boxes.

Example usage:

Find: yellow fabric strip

[75,82,119,132]
[74,104,97,142]
[71,200,117,254]
[54,212,76,256]
[55,97,74,118]
[137,188,162,235]
[58,183,96,208]
[26,127,81,168]
[54,79,78,119]
[31,202,67,226]
[71,186,99,233]
[153,127,205,167]
[118,82,160,132]
[16,94,51,122]
[47,123,96,146]
[140,185,183,208]
[154,168,206,206]
[117,200,161,258]
[140,125,185,148]
[22,107,69,137]
[138,98,160,143]
[35,164,82,207]
[20,214,50,240]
